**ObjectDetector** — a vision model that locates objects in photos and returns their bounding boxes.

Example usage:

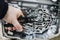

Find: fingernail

[16,29,23,32]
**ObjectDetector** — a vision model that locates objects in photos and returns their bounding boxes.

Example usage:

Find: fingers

[5,27,16,31]
[12,27,16,30]
[12,18,23,32]
[18,10,25,18]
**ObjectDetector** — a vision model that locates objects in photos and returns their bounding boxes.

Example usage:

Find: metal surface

[2,0,59,40]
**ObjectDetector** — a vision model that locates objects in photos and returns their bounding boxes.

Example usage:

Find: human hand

[3,6,24,32]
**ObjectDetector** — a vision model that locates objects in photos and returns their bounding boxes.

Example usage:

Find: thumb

[18,10,25,18]
[12,18,23,32]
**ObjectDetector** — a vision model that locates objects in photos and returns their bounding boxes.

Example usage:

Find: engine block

[2,0,59,40]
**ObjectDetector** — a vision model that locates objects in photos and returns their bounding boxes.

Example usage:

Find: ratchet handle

[4,15,36,27]
[4,16,29,27]
[3,16,27,38]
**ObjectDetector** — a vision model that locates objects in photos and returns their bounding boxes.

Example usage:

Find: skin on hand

[2,6,24,32]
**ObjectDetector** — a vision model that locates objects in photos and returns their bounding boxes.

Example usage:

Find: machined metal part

[2,0,59,40]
